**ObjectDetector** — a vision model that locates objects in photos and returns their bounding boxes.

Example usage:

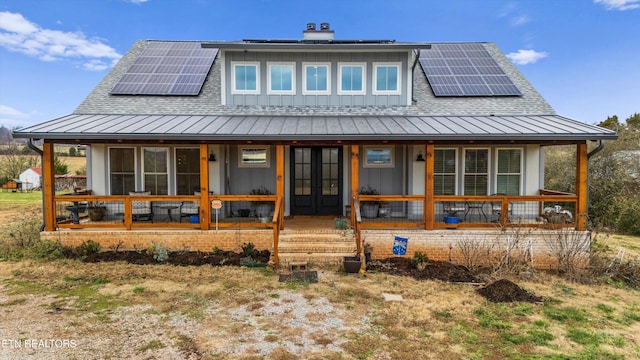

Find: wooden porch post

[42,143,56,231]
[276,145,285,230]
[576,142,588,231]
[351,145,360,252]
[425,144,435,230]
[199,144,210,230]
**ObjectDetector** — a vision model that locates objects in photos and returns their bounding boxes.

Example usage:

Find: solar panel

[419,43,521,97]
[110,42,218,96]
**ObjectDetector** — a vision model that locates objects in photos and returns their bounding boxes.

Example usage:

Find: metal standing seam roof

[13,114,617,142]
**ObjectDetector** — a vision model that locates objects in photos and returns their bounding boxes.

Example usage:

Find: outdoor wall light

[415,152,425,162]
[208,153,217,162]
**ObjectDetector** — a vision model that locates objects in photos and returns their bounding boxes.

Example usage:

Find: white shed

[18,167,41,190]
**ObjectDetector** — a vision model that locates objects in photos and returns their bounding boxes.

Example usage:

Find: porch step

[277,229,357,268]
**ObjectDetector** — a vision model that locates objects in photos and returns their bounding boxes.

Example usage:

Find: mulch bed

[367,257,482,283]
[83,250,271,266]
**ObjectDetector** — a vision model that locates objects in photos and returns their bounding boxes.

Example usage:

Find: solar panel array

[419,43,521,97]
[110,42,218,96]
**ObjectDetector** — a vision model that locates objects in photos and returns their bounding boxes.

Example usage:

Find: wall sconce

[208,153,217,162]
[415,152,425,162]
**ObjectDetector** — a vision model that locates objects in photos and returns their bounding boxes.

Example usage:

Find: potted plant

[87,201,107,221]
[359,185,380,218]
[343,255,362,273]
[335,216,348,229]
[250,185,274,220]
[443,209,461,226]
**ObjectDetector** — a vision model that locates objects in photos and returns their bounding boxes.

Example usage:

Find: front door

[291,147,342,215]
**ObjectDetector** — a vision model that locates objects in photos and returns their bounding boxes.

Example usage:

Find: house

[18,167,41,190]
[13,23,616,268]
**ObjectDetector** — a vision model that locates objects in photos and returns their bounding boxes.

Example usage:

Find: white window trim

[372,62,401,95]
[142,147,169,195]
[231,62,260,95]
[434,147,458,195]
[238,145,271,168]
[267,62,296,95]
[363,145,394,168]
[494,147,523,195]
[302,62,331,95]
[338,62,366,95]
[108,146,136,195]
[462,147,490,196]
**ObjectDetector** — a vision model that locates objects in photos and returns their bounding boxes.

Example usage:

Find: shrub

[147,241,169,263]
[411,251,429,269]
[241,242,258,258]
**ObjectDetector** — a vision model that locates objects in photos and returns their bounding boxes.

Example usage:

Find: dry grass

[2,202,640,358]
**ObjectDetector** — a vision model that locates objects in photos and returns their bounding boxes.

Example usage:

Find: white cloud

[510,15,531,26]
[594,0,640,10]
[506,49,548,65]
[0,11,121,71]
[0,105,35,129]
[126,0,150,3]
[0,105,29,119]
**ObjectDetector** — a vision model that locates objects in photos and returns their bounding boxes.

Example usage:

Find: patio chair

[490,194,512,223]
[179,191,200,223]
[129,191,153,222]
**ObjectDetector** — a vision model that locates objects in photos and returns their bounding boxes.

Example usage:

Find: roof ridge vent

[303,22,334,41]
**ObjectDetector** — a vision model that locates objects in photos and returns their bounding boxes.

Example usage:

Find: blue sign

[392,236,408,256]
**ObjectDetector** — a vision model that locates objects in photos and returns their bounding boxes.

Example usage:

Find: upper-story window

[338,63,366,95]
[268,62,295,94]
[303,63,330,95]
[373,63,401,95]
[232,62,260,94]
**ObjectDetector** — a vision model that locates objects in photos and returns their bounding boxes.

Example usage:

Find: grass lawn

[1,196,640,358]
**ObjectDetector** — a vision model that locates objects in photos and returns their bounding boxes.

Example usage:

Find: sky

[0,0,639,130]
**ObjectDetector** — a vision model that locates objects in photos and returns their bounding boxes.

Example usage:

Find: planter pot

[343,256,362,273]
[88,206,106,221]
[443,215,460,224]
[335,218,348,229]
[361,203,380,218]
[254,204,274,218]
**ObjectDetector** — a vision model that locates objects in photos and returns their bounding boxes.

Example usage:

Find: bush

[241,242,258,258]
[147,241,169,263]
[411,251,429,269]
[615,197,640,236]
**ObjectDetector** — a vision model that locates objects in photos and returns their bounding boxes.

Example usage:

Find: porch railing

[354,192,578,230]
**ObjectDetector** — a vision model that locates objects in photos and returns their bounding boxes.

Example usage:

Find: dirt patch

[368,257,481,283]
[476,279,543,303]
[84,250,271,266]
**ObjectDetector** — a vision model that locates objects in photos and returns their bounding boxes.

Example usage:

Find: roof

[12,39,617,142]
[15,113,616,142]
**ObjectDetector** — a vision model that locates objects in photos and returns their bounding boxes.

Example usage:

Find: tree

[598,115,621,130]
[68,147,77,157]
[626,112,640,130]
[0,143,39,183]
[53,156,68,175]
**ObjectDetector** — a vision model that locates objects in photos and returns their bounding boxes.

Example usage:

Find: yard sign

[392,236,408,256]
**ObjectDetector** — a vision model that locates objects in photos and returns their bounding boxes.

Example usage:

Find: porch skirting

[41,229,275,255]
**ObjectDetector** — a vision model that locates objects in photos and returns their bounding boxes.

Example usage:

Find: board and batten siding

[222,51,409,106]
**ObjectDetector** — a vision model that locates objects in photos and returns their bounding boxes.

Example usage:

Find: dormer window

[232,62,260,94]
[338,63,366,95]
[373,63,401,95]
[303,63,330,95]
[267,62,295,94]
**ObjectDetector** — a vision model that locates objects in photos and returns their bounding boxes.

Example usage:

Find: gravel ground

[0,274,374,359]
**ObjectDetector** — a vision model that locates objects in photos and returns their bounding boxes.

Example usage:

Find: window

[239,146,270,168]
[496,148,522,195]
[232,62,260,94]
[338,63,366,95]
[363,146,394,168]
[109,147,135,195]
[175,148,200,195]
[434,148,457,195]
[463,148,489,195]
[303,63,330,95]
[142,147,168,195]
[373,63,401,94]
[267,62,295,94]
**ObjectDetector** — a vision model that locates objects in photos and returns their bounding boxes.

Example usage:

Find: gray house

[14,24,616,267]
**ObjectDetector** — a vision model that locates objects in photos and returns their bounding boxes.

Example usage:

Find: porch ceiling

[13,113,616,142]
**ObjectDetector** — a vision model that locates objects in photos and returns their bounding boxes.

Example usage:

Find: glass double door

[291,147,342,215]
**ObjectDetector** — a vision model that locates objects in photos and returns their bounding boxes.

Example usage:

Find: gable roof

[13,40,616,142]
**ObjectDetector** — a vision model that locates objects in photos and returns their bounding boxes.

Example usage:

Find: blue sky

[1,0,639,129]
